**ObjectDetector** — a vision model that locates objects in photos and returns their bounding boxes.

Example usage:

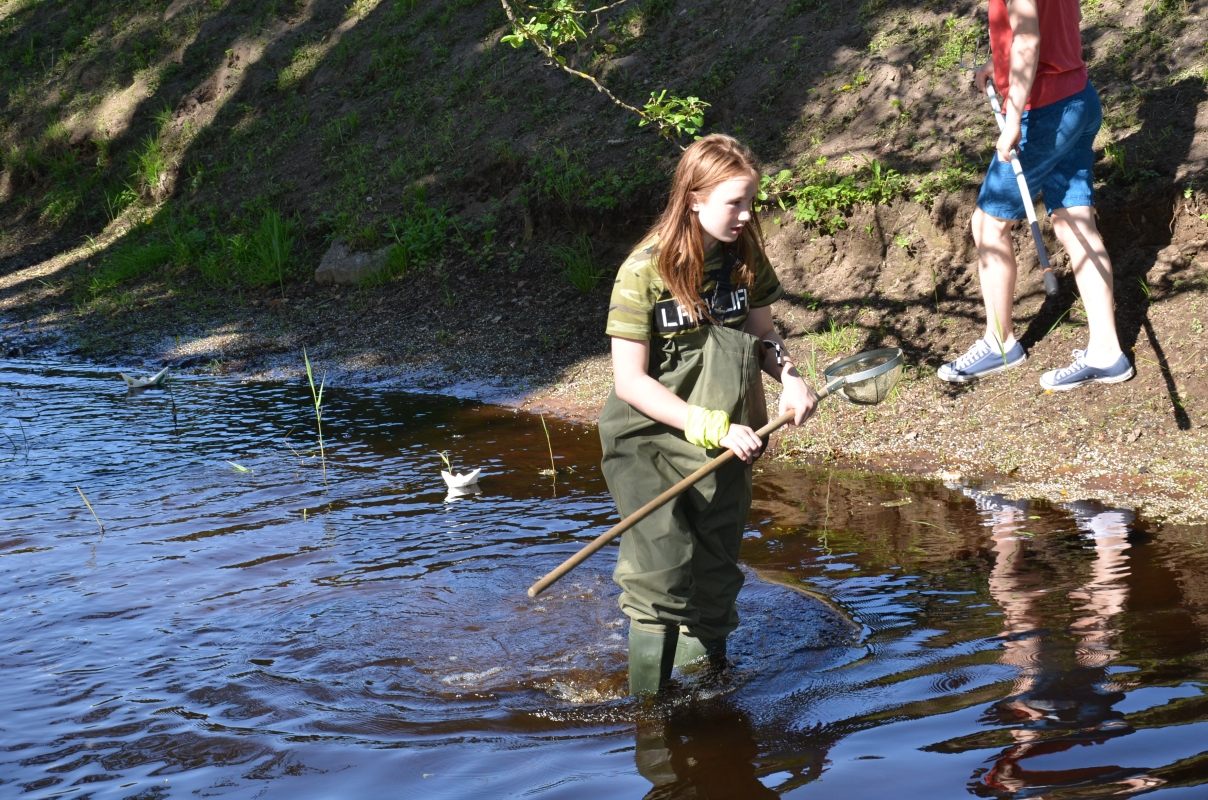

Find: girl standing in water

[600,134,817,695]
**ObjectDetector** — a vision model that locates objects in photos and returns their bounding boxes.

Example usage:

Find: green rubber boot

[628,624,678,696]
[673,632,727,669]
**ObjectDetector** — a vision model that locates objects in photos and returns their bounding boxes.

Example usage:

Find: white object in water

[444,484,482,503]
[120,367,170,389]
[441,468,481,489]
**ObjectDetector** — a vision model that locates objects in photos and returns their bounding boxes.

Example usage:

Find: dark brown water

[2,358,1207,799]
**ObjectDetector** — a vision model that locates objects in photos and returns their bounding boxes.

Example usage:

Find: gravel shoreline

[3,226,1206,525]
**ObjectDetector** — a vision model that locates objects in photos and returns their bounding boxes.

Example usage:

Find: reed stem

[303,348,327,486]
[540,415,556,495]
[77,486,104,537]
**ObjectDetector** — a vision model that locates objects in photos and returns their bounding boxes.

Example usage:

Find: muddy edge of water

[1,307,1204,523]
[240,359,1208,526]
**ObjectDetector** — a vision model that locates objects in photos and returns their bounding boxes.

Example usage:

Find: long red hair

[648,134,764,323]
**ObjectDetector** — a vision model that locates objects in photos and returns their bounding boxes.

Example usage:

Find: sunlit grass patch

[807,319,863,358]
[277,40,328,92]
[88,239,175,298]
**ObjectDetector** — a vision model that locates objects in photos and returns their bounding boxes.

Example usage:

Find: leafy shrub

[371,190,454,284]
[759,158,907,233]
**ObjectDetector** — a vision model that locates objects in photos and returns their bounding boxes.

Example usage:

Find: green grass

[933,17,984,70]
[88,240,175,298]
[244,208,295,295]
[40,149,91,223]
[322,112,361,149]
[303,347,328,486]
[1102,141,1159,185]
[367,191,454,284]
[528,146,588,210]
[129,135,166,198]
[548,233,605,293]
[808,319,862,357]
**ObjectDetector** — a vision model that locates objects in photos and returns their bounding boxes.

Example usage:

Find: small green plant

[758,158,907,233]
[88,240,175,298]
[1103,141,1160,185]
[103,184,140,222]
[303,347,327,486]
[322,112,360,148]
[548,232,604,292]
[539,415,557,488]
[786,0,824,14]
[373,190,454,283]
[129,135,166,197]
[911,151,979,206]
[529,146,588,209]
[935,17,984,70]
[801,349,820,384]
[245,208,295,296]
[988,307,1010,367]
[809,319,861,356]
[277,41,326,91]
[1138,277,1152,300]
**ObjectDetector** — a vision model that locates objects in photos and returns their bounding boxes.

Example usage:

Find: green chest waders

[599,324,767,694]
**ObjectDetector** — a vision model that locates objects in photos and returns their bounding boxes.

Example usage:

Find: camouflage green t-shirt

[605,237,783,340]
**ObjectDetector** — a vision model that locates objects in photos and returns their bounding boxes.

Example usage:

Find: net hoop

[823,347,904,387]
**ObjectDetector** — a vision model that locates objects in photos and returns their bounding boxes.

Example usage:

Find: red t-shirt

[989,0,1087,110]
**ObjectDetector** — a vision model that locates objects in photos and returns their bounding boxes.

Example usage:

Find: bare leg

[972,207,1019,345]
[1050,206,1123,364]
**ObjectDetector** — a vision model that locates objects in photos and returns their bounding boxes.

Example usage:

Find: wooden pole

[527,386,834,598]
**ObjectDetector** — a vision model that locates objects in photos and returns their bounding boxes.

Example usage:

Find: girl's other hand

[720,423,764,465]
[779,373,818,426]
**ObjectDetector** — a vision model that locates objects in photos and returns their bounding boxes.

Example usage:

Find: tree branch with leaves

[498,0,708,146]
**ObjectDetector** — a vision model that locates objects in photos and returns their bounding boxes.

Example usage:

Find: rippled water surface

[2,358,1207,799]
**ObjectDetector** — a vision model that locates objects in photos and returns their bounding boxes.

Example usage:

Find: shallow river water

[2,357,1207,799]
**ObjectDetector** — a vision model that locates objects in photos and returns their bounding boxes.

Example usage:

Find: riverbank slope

[2,0,1207,519]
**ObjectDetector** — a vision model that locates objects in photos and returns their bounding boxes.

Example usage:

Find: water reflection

[1,358,1207,797]
[964,489,1166,794]
[636,708,782,799]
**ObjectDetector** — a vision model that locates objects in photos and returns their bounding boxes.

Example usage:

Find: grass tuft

[808,319,862,357]
[548,233,604,293]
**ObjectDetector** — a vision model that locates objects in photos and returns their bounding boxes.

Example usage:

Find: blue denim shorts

[976,81,1101,220]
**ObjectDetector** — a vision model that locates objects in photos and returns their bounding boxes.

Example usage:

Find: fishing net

[823,347,904,405]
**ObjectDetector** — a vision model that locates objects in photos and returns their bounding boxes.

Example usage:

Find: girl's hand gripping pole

[984,80,1060,298]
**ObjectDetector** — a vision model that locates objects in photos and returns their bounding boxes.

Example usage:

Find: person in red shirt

[938,0,1133,390]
